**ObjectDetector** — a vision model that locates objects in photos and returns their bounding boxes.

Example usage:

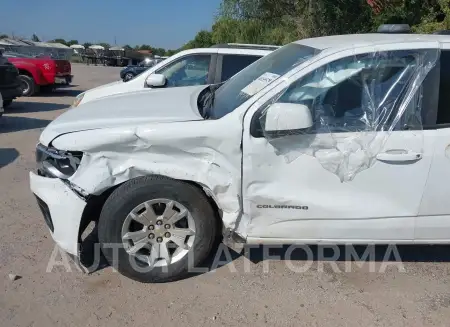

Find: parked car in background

[72,43,278,107]
[31,33,450,283]
[120,58,165,81]
[4,52,72,96]
[0,50,22,108]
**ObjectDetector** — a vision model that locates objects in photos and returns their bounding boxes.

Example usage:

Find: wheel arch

[77,175,224,244]
[18,68,34,78]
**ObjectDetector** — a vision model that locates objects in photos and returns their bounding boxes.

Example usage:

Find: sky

[0,0,222,49]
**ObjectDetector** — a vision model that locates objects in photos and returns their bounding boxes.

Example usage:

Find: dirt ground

[1,63,450,327]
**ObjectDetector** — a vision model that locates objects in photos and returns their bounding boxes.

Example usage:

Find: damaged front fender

[51,119,243,229]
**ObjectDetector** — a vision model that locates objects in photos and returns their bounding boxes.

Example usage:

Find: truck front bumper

[54,75,73,85]
[30,172,86,256]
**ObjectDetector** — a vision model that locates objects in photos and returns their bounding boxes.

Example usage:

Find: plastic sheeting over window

[260,47,441,182]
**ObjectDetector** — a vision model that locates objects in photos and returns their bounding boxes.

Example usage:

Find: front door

[241,47,439,242]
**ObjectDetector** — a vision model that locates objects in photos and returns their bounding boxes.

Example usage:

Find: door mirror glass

[145,74,166,87]
[263,103,313,134]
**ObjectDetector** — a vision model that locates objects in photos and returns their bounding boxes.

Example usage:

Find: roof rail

[210,43,280,51]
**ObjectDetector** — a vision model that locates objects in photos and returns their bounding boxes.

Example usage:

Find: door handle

[376,149,422,163]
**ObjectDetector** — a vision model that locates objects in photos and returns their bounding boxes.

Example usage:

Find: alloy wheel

[121,198,196,267]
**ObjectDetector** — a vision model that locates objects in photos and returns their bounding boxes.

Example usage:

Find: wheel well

[18,69,33,78]
[78,183,122,239]
[183,179,224,236]
[77,177,224,241]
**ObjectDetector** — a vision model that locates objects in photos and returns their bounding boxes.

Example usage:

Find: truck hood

[40,85,206,146]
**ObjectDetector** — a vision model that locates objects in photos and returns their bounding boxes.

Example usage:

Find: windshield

[209,43,321,118]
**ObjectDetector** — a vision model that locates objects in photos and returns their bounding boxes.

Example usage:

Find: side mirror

[145,74,166,87]
[263,103,313,135]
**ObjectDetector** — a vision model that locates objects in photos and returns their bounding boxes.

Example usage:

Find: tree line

[2,0,450,56]
[181,0,450,49]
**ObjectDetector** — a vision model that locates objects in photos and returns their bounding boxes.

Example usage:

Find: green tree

[67,40,79,46]
[165,49,177,56]
[83,42,92,48]
[0,34,8,39]
[182,29,214,49]
[139,44,152,50]
[123,44,132,50]
[411,0,450,32]
[211,18,242,43]
[31,34,40,42]
[216,0,374,42]
[148,47,164,56]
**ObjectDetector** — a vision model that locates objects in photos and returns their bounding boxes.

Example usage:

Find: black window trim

[215,53,263,84]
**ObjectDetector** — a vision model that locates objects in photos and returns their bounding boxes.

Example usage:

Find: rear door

[215,54,262,83]
[416,48,450,240]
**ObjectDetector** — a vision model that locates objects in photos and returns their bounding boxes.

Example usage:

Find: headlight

[71,92,85,108]
[36,143,83,179]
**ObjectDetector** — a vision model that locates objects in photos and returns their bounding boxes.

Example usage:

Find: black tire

[98,175,219,283]
[3,100,12,108]
[40,85,55,93]
[123,72,135,82]
[18,75,38,97]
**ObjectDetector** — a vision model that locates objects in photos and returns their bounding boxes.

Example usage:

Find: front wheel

[98,175,219,283]
[18,75,38,96]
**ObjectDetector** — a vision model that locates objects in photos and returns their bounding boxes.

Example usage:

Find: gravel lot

[1,63,450,327]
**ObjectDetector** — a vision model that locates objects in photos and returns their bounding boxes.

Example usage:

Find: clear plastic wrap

[260,47,440,182]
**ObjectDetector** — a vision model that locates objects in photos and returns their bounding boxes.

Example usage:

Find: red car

[4,52,73,96]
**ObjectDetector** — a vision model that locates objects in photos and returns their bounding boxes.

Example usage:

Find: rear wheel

[98,175,219,283]
[18,75,38,96]
[123,72,134,81]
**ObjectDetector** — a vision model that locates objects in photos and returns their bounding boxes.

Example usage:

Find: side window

[220,55,261,82]
[275,50,430,133]
[156,54,211,87]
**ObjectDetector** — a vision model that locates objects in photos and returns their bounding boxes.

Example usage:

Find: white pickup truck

[30,33,450,283]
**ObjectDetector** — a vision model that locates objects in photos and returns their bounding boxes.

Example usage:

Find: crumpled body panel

[260,46,440,182]
[52,117,244,229]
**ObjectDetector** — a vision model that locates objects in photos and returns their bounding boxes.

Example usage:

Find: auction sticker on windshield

[241,72,280,96]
